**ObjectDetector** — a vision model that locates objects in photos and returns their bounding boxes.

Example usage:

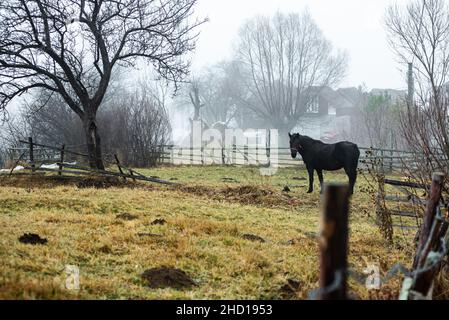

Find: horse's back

[335,141,360,163]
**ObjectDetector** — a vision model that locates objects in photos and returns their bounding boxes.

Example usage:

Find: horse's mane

[294,134,320,145]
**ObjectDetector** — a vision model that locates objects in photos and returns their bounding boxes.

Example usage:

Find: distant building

[293,86,406,143]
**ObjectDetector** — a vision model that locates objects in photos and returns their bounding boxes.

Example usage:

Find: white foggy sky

[190,0,410,90]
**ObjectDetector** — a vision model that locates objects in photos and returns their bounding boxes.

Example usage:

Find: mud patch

[151,219,167,226]
[280,279,301,299]
[116,213,138,221]
[242,234,266,243]
[141,268,197,289]
[178,185,312,208]
[222,177,239,183]
[98,245,113,254]
[18,233,48,245]
[138,233,164,238]
[77,177,124,189]
[292,177,306,181]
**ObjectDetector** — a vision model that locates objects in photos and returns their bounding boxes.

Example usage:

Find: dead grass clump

[115,213,138,221]
[242,234,266,243]
[279,279,301,299]
[434,266,449,300]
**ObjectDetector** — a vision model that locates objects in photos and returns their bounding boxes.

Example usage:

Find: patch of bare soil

[178,185,313,208]
[137,233,163,238]
[141,268,197,289]
[280,279,301,299]
[98,245,113,254]
[18,233,48,245]
[0,175,135,189]
[151,219,167,226]
[116,213,138,221]
[242,234,266,243]
[76,177,127,189]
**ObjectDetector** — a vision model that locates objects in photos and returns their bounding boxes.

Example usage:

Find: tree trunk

[83,115,105,170]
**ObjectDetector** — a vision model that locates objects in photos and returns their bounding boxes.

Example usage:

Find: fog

[191,0,409,89]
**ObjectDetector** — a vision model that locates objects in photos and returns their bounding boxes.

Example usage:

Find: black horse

[289,133,360,194]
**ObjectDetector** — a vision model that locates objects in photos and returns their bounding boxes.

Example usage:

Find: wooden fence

[314,174,448,300]
[2,138,176,186]
[158,144,438,172]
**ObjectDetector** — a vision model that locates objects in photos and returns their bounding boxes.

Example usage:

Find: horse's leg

[316,169,324,194]
[307,166,314,193]
[344,165,357,195]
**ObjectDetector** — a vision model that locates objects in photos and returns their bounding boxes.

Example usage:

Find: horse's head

[289,133,303,159]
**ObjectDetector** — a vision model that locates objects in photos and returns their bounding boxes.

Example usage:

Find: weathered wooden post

[318,183,350,300]
[114,154,126,181]
[380,149,385,174]
[413,172,445,269]
[221,147,225,165]
[28,137,35,172]
[266,130,271,166]
[408,173,445,299]
[58,144,65,176]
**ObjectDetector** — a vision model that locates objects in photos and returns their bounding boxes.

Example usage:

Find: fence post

[407,173,445,299]
[380,149,385,174]
[318,183,350,300]
[114,154,126,181]
[390,149,393,173]
[222,147,225,165]
[413,172,445,269]
[59,144,65,176]
[129,169,136,182]
[28,137,35,172]
[266,130,271,166]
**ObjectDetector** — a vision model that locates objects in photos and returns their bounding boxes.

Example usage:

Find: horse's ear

[288,133,292,138]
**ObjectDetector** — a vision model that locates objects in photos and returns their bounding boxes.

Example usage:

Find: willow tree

[0,0,205,169]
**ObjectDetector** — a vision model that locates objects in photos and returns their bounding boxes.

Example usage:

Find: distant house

[293,86,406,143]
[293,86,363,143]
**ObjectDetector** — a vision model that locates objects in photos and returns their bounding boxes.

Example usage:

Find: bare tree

[0,0,205,169]
[385,0,449,186]
[2,77,172,168]
[359,92,404,149]
[236,11,347,141]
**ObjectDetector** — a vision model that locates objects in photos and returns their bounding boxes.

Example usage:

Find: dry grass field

[0,166,422,300]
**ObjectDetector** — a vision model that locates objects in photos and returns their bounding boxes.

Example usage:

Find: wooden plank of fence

[114,154,126,182]
[59,144,65,176]
[385,179,429,190]
[59,163,177,185]
[9,151,26,176]
[19,140,88,158]
[29,167,89,176]
[129,169,136,182]
[318,183,350,300]
[389,210,418,218]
